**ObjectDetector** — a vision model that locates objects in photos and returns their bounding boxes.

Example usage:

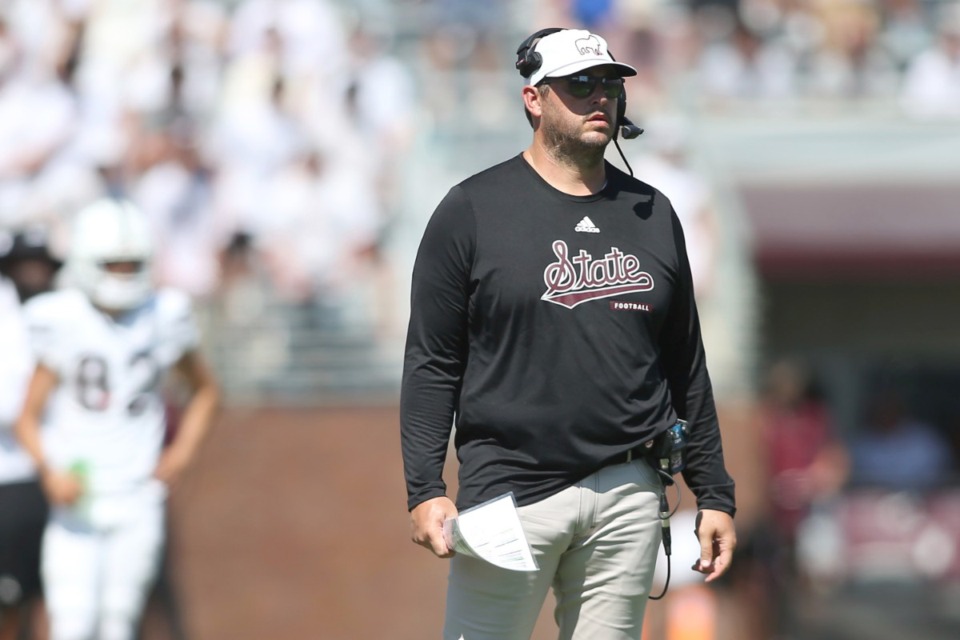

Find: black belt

[620,440,655,464]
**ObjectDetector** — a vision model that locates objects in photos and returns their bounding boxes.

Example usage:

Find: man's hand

[41,469,83,506]
[692,509,737,583]
[153,446,192,489]
[410,496,458,558]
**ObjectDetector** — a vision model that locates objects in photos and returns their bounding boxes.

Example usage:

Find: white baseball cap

[527,29,637,86]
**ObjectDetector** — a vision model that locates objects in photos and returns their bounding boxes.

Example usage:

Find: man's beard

[541,117,609,166]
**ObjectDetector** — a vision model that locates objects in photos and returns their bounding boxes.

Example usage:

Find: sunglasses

[542,75,624,99]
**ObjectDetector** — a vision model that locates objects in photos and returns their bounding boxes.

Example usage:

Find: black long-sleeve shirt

[401,154,735,516]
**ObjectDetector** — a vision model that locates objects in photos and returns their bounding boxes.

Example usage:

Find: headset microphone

[619,117,644,140]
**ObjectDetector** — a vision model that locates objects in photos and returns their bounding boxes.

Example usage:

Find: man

[15,198,220,640]
[400,28,736,639]
[0,227,62,640]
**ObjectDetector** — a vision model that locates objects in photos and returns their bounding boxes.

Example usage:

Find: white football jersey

[24,288,199,496]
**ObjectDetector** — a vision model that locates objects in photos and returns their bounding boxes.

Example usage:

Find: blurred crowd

[1,0,959,337]
[529,0,960,117]
[0,0,417,341]
[734,358,960,639]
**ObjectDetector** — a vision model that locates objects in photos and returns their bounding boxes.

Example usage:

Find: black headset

[515,28,644,141]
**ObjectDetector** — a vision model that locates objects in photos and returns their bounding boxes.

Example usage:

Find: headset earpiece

[515,27,564,79]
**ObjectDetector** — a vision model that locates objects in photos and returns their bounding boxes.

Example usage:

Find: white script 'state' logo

[542,240,654,309]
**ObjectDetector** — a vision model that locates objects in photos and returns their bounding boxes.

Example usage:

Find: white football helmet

[68,198,155,311]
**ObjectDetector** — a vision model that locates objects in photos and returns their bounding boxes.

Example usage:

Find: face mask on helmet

[67,199,155,311]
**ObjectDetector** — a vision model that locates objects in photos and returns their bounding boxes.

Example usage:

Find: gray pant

[444,458,662,639]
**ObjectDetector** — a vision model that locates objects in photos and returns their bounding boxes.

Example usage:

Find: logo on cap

[575,35,602,56]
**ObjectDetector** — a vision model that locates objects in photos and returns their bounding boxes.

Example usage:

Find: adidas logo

[575,217,600,233]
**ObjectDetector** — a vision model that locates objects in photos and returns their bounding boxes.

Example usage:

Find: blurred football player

[0,227,62,640]
[15,198,221,640]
